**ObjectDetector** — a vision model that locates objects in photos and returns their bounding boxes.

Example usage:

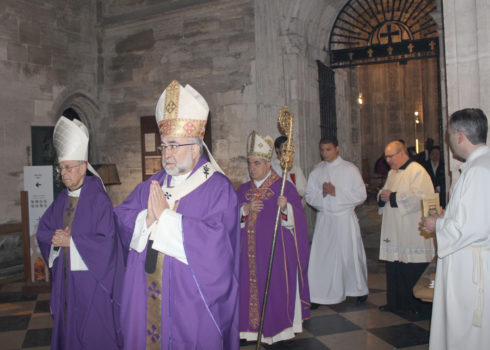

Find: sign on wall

[24,166,54,283]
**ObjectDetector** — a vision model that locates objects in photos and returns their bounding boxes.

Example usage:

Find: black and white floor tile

[0,272,430,350]
[0,202,431,349]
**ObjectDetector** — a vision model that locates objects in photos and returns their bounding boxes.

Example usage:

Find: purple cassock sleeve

[36,190,67,279]
[114,155,241,350]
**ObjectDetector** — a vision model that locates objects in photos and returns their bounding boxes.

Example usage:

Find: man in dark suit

[422,146,446,207]
[416,138,434,163]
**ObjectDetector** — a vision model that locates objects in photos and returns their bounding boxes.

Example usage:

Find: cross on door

[380,24,400,44]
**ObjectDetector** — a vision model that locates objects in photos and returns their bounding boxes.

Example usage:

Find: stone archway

[325,0,443,188]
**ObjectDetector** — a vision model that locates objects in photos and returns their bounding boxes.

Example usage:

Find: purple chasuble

[114,155,240,350]
[36,176,122,350]
[237,172,310,339]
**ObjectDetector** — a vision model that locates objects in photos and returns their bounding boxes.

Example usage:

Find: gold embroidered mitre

[155,80,209,139]
[247,130,273,162]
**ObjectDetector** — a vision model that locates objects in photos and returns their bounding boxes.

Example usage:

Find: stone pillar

[443,0,490,189]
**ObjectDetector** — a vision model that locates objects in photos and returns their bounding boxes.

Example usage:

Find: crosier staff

[256,106,295,349]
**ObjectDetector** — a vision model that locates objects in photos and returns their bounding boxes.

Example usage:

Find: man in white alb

[305,136,369,307]
[422,108,490,350]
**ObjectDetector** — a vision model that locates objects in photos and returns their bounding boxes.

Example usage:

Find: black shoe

[378,304,392,312]
[310,303,320,310]
[357,295,368,304]
[240,339,256,346]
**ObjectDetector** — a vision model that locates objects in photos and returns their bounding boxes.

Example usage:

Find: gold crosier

[255,106,295,349]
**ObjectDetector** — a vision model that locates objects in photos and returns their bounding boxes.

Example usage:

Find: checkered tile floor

[0,199,429,349]
[241,272,431,350]
[0,278,51,350]
[0,272,431,350]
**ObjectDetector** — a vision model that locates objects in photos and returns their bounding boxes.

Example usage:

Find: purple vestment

[114,155,240,350]
[36,176,121,350]
[237,172,310,339]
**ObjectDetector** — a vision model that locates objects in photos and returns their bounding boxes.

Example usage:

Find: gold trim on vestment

[145,202,180,349]
[158,119,206,139]
[160,80,206,138]
[244,172,280,330]
[146,251,164,349]
[63,196,79,326]
[164,80,180,120]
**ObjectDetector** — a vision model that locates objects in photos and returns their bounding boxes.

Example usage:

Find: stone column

[443,0,490,189]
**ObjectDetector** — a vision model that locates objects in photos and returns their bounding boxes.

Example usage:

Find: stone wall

[0,0,98,224]
[1,0,482,227]
[99,0,256,204]
[0,0,343,222]
[96,0,346,238]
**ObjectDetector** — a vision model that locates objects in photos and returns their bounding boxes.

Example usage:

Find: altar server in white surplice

[378,140,435,315]
[305,137,369,306]
[422,108,490,350]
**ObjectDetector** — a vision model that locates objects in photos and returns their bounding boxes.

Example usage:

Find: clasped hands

[322,182,336,197]
[52,226,71,247]
[243,196,287,216]
[146,180,170,227]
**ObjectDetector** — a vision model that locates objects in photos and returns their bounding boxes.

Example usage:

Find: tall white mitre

[53,116,89,162]
[53,116,103,185]
[247,130,274,162]
[154,80,224,173]
[155,80,209,139]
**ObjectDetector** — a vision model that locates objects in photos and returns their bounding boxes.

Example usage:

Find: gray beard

[162,153,193,176]
[163,165,181,176]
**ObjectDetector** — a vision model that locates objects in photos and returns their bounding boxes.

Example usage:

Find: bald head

[384,141,409,170]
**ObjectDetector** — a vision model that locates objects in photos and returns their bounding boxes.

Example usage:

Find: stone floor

[0,199,433,349]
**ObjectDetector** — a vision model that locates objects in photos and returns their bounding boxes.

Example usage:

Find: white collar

[462,145,489,171]
[324,156,341,166]
[68,187,82,198]
[169,171,191,187]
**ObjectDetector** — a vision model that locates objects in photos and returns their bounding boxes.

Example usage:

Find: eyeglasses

[384,151,401,160]
[55,162,83,175]
[158,143,196,153]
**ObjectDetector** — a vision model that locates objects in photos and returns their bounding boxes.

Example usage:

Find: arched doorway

[327,0,443,192]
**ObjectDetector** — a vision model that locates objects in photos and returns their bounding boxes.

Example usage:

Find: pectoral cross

[203,164,210,178]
